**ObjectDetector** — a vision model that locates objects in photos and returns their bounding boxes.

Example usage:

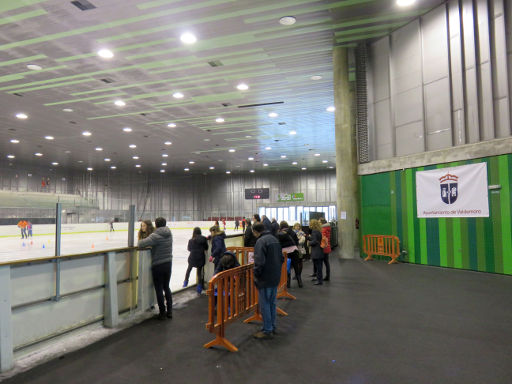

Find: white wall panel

[394,87,424,128]
[421,5,450,85]
[396,121,425,156]
[424,78,452,150]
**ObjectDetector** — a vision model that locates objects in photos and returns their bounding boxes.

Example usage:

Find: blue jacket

[211,232,226,264]
[253,231,283,288]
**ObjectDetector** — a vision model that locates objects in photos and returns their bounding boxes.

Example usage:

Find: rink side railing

[0,246,156,373]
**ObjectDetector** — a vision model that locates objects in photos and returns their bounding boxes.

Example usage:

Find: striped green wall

[359,154,512,275]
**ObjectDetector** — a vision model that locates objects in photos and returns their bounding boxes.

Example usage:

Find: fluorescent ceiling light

[161,162,167,166]
[129,144,136,148]
[249,170,255,173]
[132,156,139,160]
[104,158,111,162]
[248,157,254,161]
[114,99,126,107]
[280,155,287,159]
[322,160,328,163]
[87,167,93,171]
[10,139,19,143]
[172,92,184,99]
[326,106,335,112]
[16,113,28,119]
[110,166,117,170]
[27,64,43,71]
[292,162,298,165]
[34,153,43,157]
[52,162,59,166]
[226,171,231,174]
[63,108,73,112]
[97,49,114,59]
[279,16,296,25]
[228,149,235,153]
[123,127,132,132]
[329,166,334,169]
[7,155,15,159]
[310,75,322,81]
[301,167,307,170]
[44,136,54,140]
[246,135,252,138]
[236,83,249,91]
[397,0,415,6]
[289,130,297,135]
[167,123,176,128]
[265,146,272,150]
[184,168,190,171]
[314,153,321,157]
[162,154,168,158]
[95,147,103,151]
[160,170,165,173]
[216,117,225,123]
[164,141,172,145]
[180,32,197,44]
[189,161,195,164]
[209,166,215,170]
[135,164,141,168]
[263,163,269,167]
[268,112,278,118]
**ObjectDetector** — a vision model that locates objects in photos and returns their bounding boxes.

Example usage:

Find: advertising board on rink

[416,163,489,218]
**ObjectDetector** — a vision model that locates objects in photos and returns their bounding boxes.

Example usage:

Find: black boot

[287,273,291,288]
[297,275,303,288]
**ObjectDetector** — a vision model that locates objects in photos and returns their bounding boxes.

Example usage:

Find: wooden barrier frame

[363,235,400,264]
[226,246,254,265]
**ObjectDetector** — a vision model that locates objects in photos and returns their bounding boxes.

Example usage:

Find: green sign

[277,193,304,202]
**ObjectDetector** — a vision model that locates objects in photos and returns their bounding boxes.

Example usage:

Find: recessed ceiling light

[311,75,322,81]
[27,64,42,71]
[173,92,184,99]
[162,154,168,158]
[110,166,117,170]
[236,83,249,91]
[328,166,334,169]
[129,144,136,149]
[52,162,59,166]
[63,108,73,112]
[209,166,215,170]
[114,99,126,107]
[16,113,28,119]
[7,155,15,159]
[280,155,287,159]
[263,163,269,167]
[292,161,298,165]
[44,136,54,140]
[314,153,321,157]
[189,161,195,164]
[184,168,190,171]
[248,157,254,161]
[268,112,278,118]
[87,167,93,171]
[97,48,114,59]
[180,32,197,45]
[65,150,71,154]
[104,158,111,162]
[78,160,84,163]
[216,117,225,123]
[123,127,132,132]
[322,160,328,163]
[226,171,231,174]
[161,162,167,166]
[167,123,177,128]
[160,169,165,173]
[204,138,210,142]
[246,135,252,138]
[301,167,307,170]
[326,106,335,112]
[279,16,296,26]
[265,146,272,150]
[164,141,172,145]
[135,164,141,168]
[10,139,19,143]
[249,170,255,173]
[34,152,43,157]
[95,147,103,151]
[289,130,297,135]
[228,148,236,153]
[396,0,415,6]
[132,156,139,160]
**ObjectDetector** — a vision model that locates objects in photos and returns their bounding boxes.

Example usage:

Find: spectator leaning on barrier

[138,217,173,320]
[209,225,226,271]
[138,220,155,240]
[252,223,283,340]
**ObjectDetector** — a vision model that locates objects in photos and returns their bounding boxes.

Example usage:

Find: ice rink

[0,222,243,292]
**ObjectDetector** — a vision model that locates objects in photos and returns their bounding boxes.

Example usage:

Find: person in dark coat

[244,218,257,247]
[138,217,173,319]
[278,221,302,288]
[209,226,226,271]
[252,223,283,339]
[184,227,208,293]
[261,215,272,233]
[271,218,279,236]
[215,250,240,274]
[308,219,324,285]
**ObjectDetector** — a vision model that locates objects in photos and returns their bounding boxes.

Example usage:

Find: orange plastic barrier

[363,235,400,264]
[226,246,254,265]
[204,264,258,352]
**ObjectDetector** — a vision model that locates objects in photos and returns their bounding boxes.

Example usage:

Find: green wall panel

[360,154,512,275]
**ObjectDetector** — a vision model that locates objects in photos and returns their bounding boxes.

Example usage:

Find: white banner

[416,163,489,218]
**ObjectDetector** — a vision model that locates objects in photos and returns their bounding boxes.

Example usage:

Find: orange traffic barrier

[363,235,400,264]
[204,264,258,352]
[226,246,254,265]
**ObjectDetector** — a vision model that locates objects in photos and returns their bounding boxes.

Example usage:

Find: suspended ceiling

[0,0,445,175]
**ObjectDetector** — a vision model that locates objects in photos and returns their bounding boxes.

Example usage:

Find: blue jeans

[258,286,277,333]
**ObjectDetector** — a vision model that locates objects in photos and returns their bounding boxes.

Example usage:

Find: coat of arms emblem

[439,173,458,204]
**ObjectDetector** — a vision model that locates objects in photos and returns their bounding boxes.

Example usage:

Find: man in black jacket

[252,223,283,339]
[138,217,173,320]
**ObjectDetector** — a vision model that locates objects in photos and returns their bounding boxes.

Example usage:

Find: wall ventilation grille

[355,44,369,164]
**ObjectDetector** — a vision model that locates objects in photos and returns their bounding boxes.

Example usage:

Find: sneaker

[196,284,202,294]
[253,331,273,340]
[182,281,188,288]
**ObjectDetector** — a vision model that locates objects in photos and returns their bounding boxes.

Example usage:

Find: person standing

[308,219,324,285]
[138,217,173,320]
[222,218,226,231]
[209,226,226,272]
[109,219,115,232]
[278,221,302,288]
[320,218,331,281]
[234,218,239,231]
[252,223,283,339]
[271,218,279,236]
[244,218,257,247]
[17,219,27,239]
[241,218,246,233]
[293,223,306,279]
[26,221,33,238]
[184,227,208,293]
[261,215,272,233]
[138,220,154,240]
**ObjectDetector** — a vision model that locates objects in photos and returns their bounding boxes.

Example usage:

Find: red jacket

[321,224,331,254]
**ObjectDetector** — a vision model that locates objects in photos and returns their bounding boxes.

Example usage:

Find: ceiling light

[265,146,272,150]
[280,155,286,159]
[123,127,132,132]
[189,161,195,164]
[172,92,184,99]
[396,0,416,6]
[160,169,165,173]
[228,149,235,153]
[180,32,197,45]
[34,152,43,157]
[27,64,42,71]
[135,164,141,168]
[87,167,93,171]
[10,139,19,143]
[314,153,321,157]
[249,170,255,173]
[78,160,84,163]
[167,123,176,128]
[184,168,190,172]
[263,163,269,167]
[164,141,172,145]
[209,166,215,170]
[322,160,328,163]
[162,154,168,158]
[63,108,73,112]
[16,113,28,119]
[329,166,334,169]
[52,162,59,166]
[246,135,252,138]
[104,158,111,162]
[65,150,71,154]
[301,167,307,170]
[114,100,126,107]
[110,166,117,170]
[310,75,322,81]
[132,156,139,160]
[95,147,103,151]
[279,16,296,26]
[129,144,136,149]
[236,83,249,91]
[161,162,167,166]
[226,171,231,174]
[216,117,225,123]
[289,130,297,135]
[44,136,54,140]
[268,112,278,118]
[292,161,298,165]
[7,155,15,159]
[326,106,335,112]
[97,49,114,59]
[248,157,254,161]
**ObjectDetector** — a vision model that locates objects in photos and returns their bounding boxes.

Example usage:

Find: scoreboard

[244,188,270,200]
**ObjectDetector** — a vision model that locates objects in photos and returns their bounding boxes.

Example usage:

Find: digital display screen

[245,188,270,200]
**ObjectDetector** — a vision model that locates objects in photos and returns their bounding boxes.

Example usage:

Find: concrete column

[104,252,119,328]
[333,47,359,259]
[0,266,13,372]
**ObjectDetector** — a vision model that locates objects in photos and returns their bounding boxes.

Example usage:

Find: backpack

[320,235,328,249]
